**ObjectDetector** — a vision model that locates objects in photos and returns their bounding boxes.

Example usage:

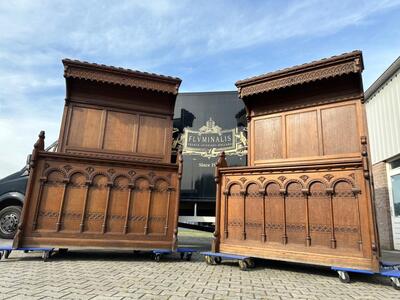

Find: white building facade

[365,56,400,250]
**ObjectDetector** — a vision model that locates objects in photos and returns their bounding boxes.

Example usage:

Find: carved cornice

[63,59,181,95]
[236,51,363,98]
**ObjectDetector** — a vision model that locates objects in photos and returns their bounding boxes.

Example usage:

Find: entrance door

[389,160,400,250]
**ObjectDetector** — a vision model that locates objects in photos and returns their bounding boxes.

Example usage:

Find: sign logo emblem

[181,118,247,158]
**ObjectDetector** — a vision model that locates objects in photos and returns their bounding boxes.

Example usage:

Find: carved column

[326,187,336,249]
[241,189,247,240]
[144,185,155,235]
[302,188,311,246]
[101,182,113,234]
[123,183,135,234]
[79,180,92,233]
[352,187,363,251]
[259,189,267,242]
[163,187,173,235]
[280,188,288,244]
[56,178,69,232]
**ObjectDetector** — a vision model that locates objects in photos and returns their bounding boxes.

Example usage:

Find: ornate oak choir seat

[13,59,183,251]
[213,51,381,272]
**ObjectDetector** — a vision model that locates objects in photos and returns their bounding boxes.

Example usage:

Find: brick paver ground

[0,229,399,299]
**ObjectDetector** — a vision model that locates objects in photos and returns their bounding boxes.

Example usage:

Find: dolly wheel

[42,250,52,261]
[4,250,11,259]
[238,259,249,271]
[338,271,350,283]
[185,253,192,261]
[214,256,222,264]
[205,255,212,265]
[154,253,161,262]
[245,258,255,268]
[0,251,3,260]
[390,277,400,290]
[180,252,185,260]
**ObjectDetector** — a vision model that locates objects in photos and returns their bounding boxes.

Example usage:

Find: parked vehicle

[0,141,57,239]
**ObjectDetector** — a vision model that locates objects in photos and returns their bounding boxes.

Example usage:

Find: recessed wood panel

[67,107,103,149]
[137,116,167,155]
[321,105,359,155]
[286,111,319,158]
[103,111,138,152]
[254,117,282,161]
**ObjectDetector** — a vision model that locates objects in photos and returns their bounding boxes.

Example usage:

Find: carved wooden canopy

[63,59,182,95]
[235,51,363,98]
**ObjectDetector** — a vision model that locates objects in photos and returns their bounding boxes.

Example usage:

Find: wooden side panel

[254,117,282,161]
[149,179,169,234]
[61,173,86,232]
[308,182,331,248]
[332,181,361,250]
[286,182,306,245]
[251,101,362,165]
[321,105,359,155]
[286,111,319,158]
[85,174,108,233]
[225,184,243,241]
[36,170,65,231]
[245,183,263,241]
[63,105,171,163]
[103,112,138,152]
[67,107,103,149]
[107,176,130,233]
[137,115,167,156]
[265,183,283,244]
[14,153,180,250]
[128,178,151,234]
[217,166,379,271]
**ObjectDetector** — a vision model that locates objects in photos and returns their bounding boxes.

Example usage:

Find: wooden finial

[34,131,45,151]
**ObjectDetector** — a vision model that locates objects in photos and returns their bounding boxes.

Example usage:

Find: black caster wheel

[214,256,222,264]
[180,252,185,260]
[23,250,29,253]
[244,258,255,268]
[154,254,161,262]
[185,253,192,261]
[4,250,11,259]
[58,248,68,255]
[390,277,400,290]
[0,251,3,260]
[338,271,350,283]
[238,259,249,271]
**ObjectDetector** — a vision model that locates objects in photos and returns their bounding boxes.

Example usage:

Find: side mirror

[26,154,32,167]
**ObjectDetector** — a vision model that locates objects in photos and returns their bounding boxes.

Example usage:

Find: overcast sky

[1,0,400,178]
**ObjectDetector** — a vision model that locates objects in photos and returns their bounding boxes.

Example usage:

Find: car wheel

[0,206,21,239]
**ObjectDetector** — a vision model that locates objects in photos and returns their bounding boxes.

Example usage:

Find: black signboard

[173,91,247,218]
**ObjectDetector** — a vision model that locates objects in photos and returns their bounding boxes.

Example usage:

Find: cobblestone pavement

[0,230,399,299]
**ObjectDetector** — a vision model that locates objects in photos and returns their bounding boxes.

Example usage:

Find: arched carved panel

[149,179,169,234]
[226,183,243,241]
[286,182,306,244]
[36,170,65,231]
[61,172,86,232]
[333,181,360,250]
[264,183,282,243]
[308,182,331,248]
[84,174,108,233]
[128,178,150,234]
[107,175,130,233]
[245,183,263,241]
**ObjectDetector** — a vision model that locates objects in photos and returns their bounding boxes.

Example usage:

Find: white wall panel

[366,70,400,164]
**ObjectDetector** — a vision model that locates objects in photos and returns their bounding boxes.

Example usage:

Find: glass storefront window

[391,174,400,217]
